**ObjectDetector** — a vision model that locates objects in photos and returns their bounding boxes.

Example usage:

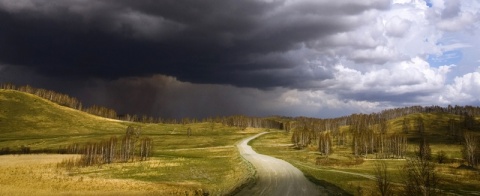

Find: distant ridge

[0,85,285,129]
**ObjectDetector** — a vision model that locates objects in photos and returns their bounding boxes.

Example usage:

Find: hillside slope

[0,89,129,149]
[0,89,254,150]
[388,112,465,143]
[0,89,262,195]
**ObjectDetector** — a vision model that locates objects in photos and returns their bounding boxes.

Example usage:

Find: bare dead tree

[140,137,153,161]
[402,118,409,134]
[416,117,425,134]
[69,126,153,167]
[401,156,440,196]
[463,112,475,130]
[374,161,392,196]
[463,132,479,167]
[418,137,432,161]
[318,131,332,157]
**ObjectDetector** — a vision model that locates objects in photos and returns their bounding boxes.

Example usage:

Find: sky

[0,0,479,119]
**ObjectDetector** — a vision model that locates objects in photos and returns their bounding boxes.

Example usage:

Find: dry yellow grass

[0,154,219,195]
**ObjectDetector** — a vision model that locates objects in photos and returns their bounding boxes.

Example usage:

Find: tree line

[1,83,119,120]
[1,83,178,123]
[0,83,292,129]
[3,83,479,128]
[218,115,285,130]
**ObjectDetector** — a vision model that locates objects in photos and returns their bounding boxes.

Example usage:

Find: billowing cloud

[430,0,479,32]
[385,16,411,37]
[318,57,450,103]
[442,69,480,104]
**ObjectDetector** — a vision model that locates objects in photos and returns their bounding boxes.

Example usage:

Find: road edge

[226,133,267,196]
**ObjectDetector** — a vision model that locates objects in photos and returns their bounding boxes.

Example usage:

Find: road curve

[236,132,326,196]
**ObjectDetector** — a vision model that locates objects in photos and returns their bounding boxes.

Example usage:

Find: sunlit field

[251,131,480,195]
[0,129,261,195]
[0,149,253,195]
[0,154,161,196]
[0,89,264,195]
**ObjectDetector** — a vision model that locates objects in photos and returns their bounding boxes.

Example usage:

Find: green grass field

[250,128,480,195]
[0,89,262,195]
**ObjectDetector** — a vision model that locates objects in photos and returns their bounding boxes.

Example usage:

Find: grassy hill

[0,89,129,149]
[0,89,262,195]
[0,89,256,149]
[387,112,474,159]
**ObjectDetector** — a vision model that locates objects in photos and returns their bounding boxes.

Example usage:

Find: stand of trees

[348,115,408,158]
[285,103,480,161]
[291,125,313,148]
[317,131,332,156]
[375,134,408,159]
[289,114,408,159]
[219,115,285,130]
[62,126,153,167]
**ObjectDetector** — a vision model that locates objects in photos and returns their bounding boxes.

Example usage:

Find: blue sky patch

[427,50,463,67]
[425,0,433,7]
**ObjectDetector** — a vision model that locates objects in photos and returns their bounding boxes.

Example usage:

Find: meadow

[0,89,262,195]
[250,130,480,195]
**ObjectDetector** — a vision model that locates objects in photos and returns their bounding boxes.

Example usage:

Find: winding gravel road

[236,132,327,196]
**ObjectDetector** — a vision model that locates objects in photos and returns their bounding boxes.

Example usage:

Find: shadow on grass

[304,174,353,196]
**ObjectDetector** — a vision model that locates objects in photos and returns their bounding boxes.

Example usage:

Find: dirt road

[236,132,327,196]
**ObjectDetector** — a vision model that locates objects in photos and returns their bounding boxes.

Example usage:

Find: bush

[401,157,441,196]
[0,147,10,155]
[436,150,448,164]
[20,145,30,154]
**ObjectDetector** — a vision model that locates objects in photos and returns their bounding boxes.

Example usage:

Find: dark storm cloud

[0,0,389,89]
[75,75,293,119]
[2,0,479,119]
